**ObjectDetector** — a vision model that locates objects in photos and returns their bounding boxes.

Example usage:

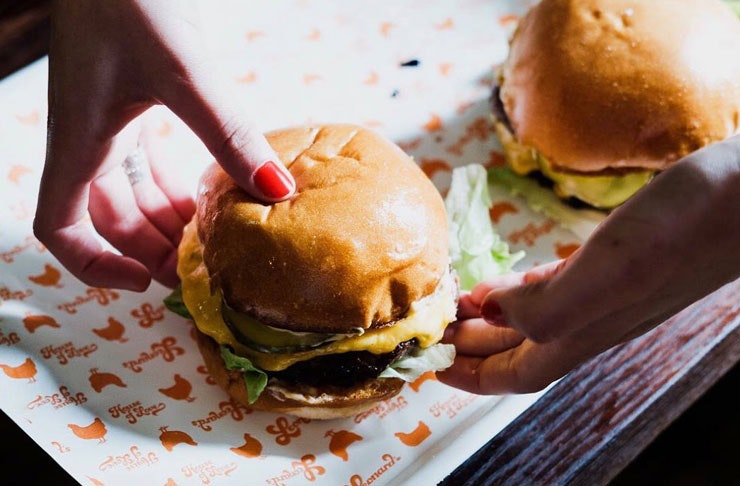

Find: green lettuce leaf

[163,284,193,319]
[445,164,524,291]
[725,0,740,17]
[220,345,268,404]
[488,167,606,242]
[379,343,456,382]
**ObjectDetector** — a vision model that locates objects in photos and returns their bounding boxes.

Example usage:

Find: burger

[171,124,458,419]
[491,0,740,209]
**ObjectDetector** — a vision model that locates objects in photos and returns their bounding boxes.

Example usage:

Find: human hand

[34,0,295,292]
[439,135,740,394]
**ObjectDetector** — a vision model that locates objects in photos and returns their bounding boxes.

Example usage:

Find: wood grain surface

[441,279,740,485]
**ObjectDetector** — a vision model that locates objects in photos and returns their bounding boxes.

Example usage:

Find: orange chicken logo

[7,164,32,184]
[0,357,37,382]
[28,263,63,288]
[230,433,263,458]
[326,429,363,461]
[395,421,431,447]
[555,242,581,259]
[15,110,39,125]
[159,426,198,451]
[435,18,454,30]
[409,370,438,392]
[158,374,195,402]
[23,314,61,333]
[68,417,108,443]
[489,202,519,224]
[419,159,452,181]
[423,114,443,132]
[93,317,128,342]
[363,71,379,85]
[236,72,257,84]
[89,368,127,392]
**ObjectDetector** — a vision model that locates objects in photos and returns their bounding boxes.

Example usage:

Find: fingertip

[456,293,480,320]
[480,296,508,327]
[249,159,296,203]
[469,272,524,305]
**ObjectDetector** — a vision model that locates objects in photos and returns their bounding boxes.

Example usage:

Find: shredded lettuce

[445,164,525,291]
[163,285,192,319]
[379,343,456,382]
[220,345,268,404]
[488,167,606,242]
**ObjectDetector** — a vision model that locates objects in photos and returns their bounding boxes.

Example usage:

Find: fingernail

[481,298,505,326]
[253,161,293,200]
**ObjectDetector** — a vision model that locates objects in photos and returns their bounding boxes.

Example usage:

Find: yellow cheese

[177,220,457,372]
[493,121,652,209]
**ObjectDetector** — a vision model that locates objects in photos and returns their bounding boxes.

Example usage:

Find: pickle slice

[221,304,362,353]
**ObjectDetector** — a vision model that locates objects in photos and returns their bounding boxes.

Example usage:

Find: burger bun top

[500,0,740,174]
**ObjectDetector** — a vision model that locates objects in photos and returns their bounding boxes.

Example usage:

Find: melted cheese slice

[493,121,652,209]
[177,220,457,371]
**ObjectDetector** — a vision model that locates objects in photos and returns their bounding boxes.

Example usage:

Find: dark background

[1,362,737,485]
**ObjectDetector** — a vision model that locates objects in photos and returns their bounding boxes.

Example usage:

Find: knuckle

[506,283,562,343]
[216,118,260,163]
[32,217,50,245]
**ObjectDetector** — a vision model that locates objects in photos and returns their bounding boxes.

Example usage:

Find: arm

[34,0,295,291]
[439,135,740,394]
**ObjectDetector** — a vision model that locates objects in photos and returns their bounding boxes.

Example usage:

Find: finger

[33,220,151,291]
[471,260,567,329]
[139,120,196,223]
[160,68,295,203]
[123,145,189,246]
[469,272,529,305]
[35,121,151,291]
[442,318,525,356]
[469,259,564,305]
[438,338,585,395]
[456,292,480,320]
[89,165,179,288]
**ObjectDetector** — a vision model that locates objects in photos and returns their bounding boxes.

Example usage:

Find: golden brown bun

[197,124,449,333]
[195,328,404,419]
[500,0,740,174]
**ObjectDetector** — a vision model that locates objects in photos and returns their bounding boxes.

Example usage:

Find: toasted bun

[195,328,404,419]
[500,0,740,174]
[196,124,449,333]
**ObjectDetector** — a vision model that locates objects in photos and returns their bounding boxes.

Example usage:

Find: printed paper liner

[0,1,581,484]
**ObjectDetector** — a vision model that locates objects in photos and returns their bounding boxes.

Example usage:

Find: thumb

[162,71,295,202]
[478,258,578,343]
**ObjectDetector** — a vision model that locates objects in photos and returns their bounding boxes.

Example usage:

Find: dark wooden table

[441,280,740,485]
[2,4,739,485]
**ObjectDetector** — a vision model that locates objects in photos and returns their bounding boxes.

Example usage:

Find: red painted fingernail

[253,161,293,200]
[481,298,505,326]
